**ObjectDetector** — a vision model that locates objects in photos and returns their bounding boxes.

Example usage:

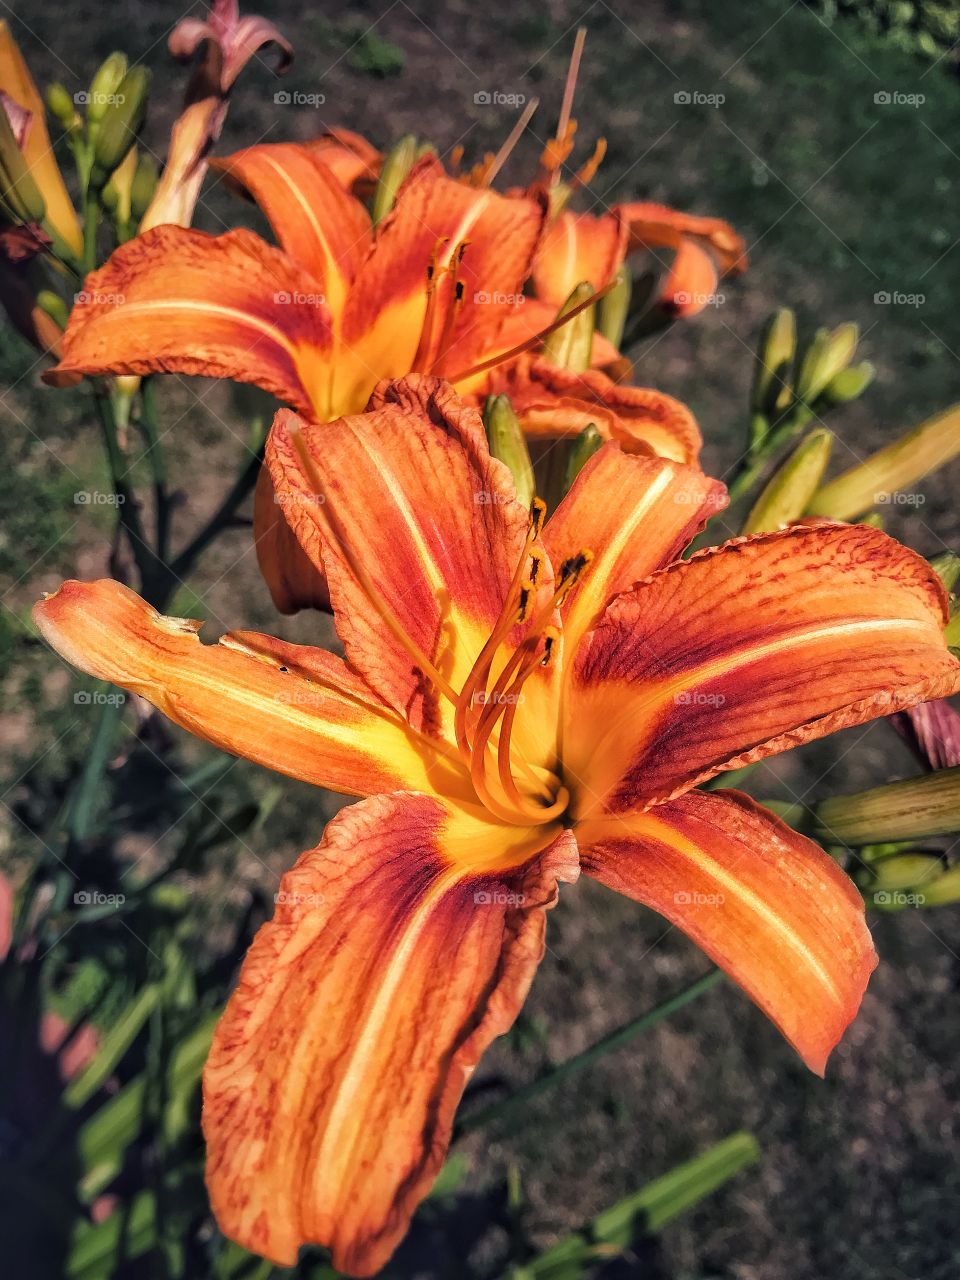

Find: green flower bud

[483,394,535,508]
[741,428,833,534]
[806,403,960,521]
[818,360,875,406]
[815,765,960,845]
[0,106,45,222]
[750,308,796,421]
[542,281,595,372]
[87,52,128,125]
[130,152,158,219]
[90,66,149,187]
[45,82,81,133]
[371,134,417,227]
[562,423,604,496]
[597,264,630,349]
[36,289,69,329]
[796,322,858,405]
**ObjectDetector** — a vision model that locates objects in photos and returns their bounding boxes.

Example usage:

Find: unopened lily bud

[103,146,137,225]
[806,403,960,521]
[796,322,858,405]
[129,153,158,219]
[0,108,45,222]
[87,52,128,126]
[597,264,630,349]
[750,308,796,421]
[371,134,417,227]
[91,66,149,187]
[542,281,595,373]
[36,288,69,330]
[483,394,535,508]
[563,423,603,495]
[912,865,960,907]
[815,765,960,845]
[741,428,833,534]
[45,82,82,133]
[930,552,960,593]
[860,853,944,892]
[859,512,885,529]
[819,360,875,407]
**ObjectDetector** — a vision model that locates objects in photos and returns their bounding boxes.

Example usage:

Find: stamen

[497,626,561,813]
[482,96,540,188]
[454,501,546,756]
[447,277,617,385]
[554,28,586,179]
[411,238,449,373]
[286,425,460,709]
[429,278,465,374]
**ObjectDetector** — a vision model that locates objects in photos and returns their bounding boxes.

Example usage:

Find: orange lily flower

[34,376,960,1275]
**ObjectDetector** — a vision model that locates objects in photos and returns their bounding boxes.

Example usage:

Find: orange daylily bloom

[34,375,960,1275]
[45,152,551,417]
[530,201,747,321]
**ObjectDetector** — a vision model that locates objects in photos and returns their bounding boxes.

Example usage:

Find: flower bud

[750,308,795,420]
[483,394,535,507]
[45,82,82,133]
[818,360,875,407]
[795,322,858,405]
[806,403,960,520]
[912,866,960,907]
[542,281,595,373]
[102,146,137,226]
[91,66,149,187]
[35,288,69,330]
[371,134,417,227]
[0,106,45,222]
[563,423,603,495]
[87,52,128,126]
[597,264,630,349]
[815,765,960,845]
[741,428,833,534]
[930,552,960,593]
[130,153,159,219]
[861,853,944,892]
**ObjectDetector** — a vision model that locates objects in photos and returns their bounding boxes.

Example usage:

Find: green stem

[81,190,99,276]
[67,690,126,841]
[455,969,723,1138]
[137,378,171,562]
[169,442,265,583]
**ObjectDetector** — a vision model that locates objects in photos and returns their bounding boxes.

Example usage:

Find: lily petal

[308,128,382,197]
[0,20,82,256]
[545,446,726,656]
[659,237,719,317]
[204,790,578,1274]
[335,156,546,413]
[33,578,467,800]
[499,357,702,463]
[264,376,557,742]
[253,463,330,613]
[211,142,371,316]
[44,226,333,414]
[531,209,627,309]
[577,788,876,1074]
[617,199,747,277]
[565,523,960,817]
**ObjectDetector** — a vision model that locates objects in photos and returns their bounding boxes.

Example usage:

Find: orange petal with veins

[204,791,577,1274]
[577,788,876,1074]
